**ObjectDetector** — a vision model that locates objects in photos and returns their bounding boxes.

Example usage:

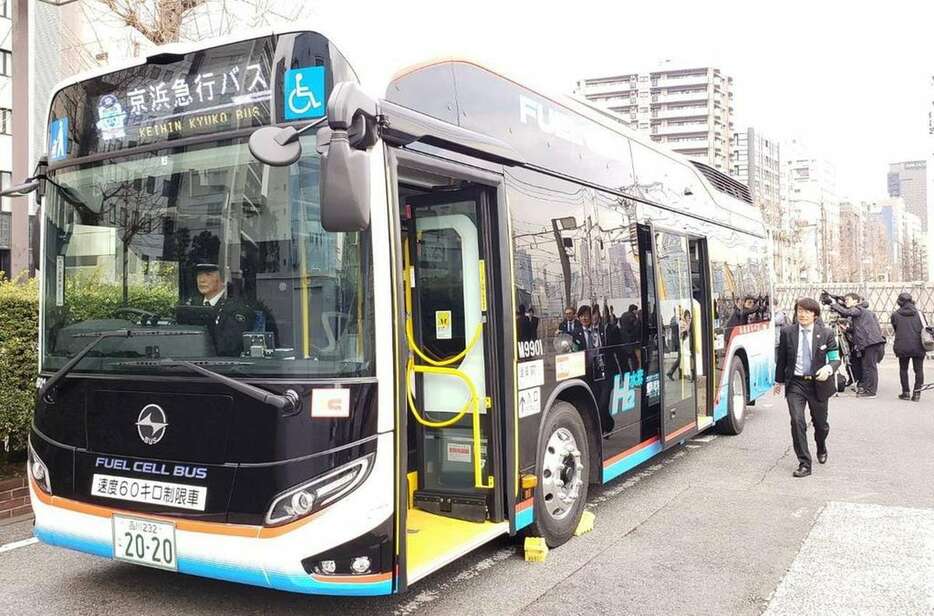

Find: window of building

[0,170,10,212]
[0,49,10,77]
[0,108,10,136]
[0,1,8,19]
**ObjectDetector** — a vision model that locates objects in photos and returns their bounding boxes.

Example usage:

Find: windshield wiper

[40,329,202,403]
[123,358,302,414]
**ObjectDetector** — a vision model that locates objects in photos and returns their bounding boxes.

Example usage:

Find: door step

[413,490,487,523]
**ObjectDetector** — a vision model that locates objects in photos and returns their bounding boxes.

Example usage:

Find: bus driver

[194,262,256,356]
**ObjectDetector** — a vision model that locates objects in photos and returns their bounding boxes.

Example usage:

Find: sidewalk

[760,355,934,615]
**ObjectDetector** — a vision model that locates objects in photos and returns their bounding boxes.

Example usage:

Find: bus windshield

[41,134,375,378]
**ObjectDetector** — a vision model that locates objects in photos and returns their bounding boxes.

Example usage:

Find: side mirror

[31,206,41,272]
[1,178,40,198]
[319,82,377,232]
[319,122,370,231]
[247,81,377,232]
[248,126,303,167]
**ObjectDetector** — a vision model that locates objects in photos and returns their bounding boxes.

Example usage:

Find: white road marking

[691,434,719,443]
[0,537,38,554]
[764,502,934,615]
[685,444,701,449]
[393,548,515,615]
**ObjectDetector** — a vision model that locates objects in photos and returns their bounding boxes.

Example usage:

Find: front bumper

[30,432,396,596]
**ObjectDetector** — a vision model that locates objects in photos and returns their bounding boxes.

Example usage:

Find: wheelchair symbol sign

[283,66,326,120]
[49,118,69,161]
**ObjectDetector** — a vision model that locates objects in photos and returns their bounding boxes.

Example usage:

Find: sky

[302,0,933,201]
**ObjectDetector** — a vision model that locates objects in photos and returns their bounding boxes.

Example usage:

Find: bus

[13,27,774,596]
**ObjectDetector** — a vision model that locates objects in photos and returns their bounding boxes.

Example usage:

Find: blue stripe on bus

[601,440,663,483]
[35,528,393,596]
[515,500,534,531]
[35,527,113,559]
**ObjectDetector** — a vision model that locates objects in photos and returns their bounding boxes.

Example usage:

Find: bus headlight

[28,442,52,494]
[265,453,375,526]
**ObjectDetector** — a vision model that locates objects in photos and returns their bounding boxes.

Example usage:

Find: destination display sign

[48,37,276,161]
[46,31,356,163]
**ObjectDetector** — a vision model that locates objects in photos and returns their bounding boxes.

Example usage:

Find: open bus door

[393,159,516,587]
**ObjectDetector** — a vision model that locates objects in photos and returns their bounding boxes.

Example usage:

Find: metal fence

[774,282,934,337]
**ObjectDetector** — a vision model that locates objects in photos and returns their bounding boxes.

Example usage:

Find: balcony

[661,136,709,149]
[653,105,709,120]
[580,81,635,97]
[652,73,708,89]
[654,90,708,104]
[653,123,709,136]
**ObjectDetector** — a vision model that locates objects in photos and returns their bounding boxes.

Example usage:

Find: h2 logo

[609,369,644,416]
[283,66,326,120]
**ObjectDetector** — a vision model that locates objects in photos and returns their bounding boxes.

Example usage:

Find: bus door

[689,238,714,429]
[402,187,505,525]
[654,231,698,445]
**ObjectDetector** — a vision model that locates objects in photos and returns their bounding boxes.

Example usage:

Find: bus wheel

[718,357,747,435]
[530,401,590,547]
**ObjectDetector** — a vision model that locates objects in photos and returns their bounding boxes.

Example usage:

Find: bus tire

[529,401,590,547]
[718,357,747,435]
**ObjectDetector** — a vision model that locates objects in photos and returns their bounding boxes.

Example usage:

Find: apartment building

[887,160,927,232]
[0,0,11,275]
[783,141,840,282]
[576,64,734,171]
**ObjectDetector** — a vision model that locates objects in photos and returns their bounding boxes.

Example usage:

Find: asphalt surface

[1,357,932,615]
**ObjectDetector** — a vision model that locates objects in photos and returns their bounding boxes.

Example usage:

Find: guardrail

[774,282,934,337]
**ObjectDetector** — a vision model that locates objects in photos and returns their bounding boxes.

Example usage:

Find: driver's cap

[194,261,220,273]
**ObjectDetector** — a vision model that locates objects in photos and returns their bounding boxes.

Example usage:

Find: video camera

[819,289,846,306]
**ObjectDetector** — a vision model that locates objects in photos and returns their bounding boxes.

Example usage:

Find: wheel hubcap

[732,371,745,422]
[541,427,583,520]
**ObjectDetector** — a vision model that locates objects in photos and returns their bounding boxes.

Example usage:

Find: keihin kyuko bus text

[12,26,773,596]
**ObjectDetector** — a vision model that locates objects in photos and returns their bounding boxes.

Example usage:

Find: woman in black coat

[891,292,926,401]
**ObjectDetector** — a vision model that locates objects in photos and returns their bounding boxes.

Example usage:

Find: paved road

[2,358,932,615]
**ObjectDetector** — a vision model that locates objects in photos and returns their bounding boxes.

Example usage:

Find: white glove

[815,365,833,382]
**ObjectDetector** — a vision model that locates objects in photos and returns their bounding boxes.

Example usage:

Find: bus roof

[46,27,760,235]
[386,58,762,235]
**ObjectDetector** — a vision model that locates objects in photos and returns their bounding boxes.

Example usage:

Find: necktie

[801,329,812,375]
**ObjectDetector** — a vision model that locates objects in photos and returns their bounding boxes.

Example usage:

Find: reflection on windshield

[42,135,374,377]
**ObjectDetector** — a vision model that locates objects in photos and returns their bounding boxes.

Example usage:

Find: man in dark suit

[194,262,256,356]
[774,297,841,477]
[557,306,581,337]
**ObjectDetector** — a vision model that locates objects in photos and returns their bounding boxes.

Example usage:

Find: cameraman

[822,292,885,398]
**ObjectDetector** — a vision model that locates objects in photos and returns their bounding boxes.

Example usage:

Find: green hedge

[0,274,178,459]
[0,275,39,458]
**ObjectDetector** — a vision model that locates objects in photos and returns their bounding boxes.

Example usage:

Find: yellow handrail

[405,317,484,367]
[402,235,492,489]
[405,358,494,488]
[405,358,475,428]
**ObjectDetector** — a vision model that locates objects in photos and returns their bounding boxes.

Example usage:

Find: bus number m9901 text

[518,339,544,359]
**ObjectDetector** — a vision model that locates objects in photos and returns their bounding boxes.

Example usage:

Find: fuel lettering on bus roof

[519,95,584,146]
[94,456,207,480]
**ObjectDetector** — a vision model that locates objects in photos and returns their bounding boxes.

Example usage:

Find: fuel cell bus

[14,27,773,595]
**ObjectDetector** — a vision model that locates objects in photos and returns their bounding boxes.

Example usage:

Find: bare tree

[93,0,207,44]
[91,0,309,46]
[95,180,167,303]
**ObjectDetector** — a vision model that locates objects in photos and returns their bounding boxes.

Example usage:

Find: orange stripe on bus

[602,437,660,468]
[311,572,394,584]
[665,422,696,442]
[516,497,533,511]
[30,477,323,539]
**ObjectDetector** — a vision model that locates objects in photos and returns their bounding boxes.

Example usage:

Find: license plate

[113,515,177,571]
[91,473,207,511]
